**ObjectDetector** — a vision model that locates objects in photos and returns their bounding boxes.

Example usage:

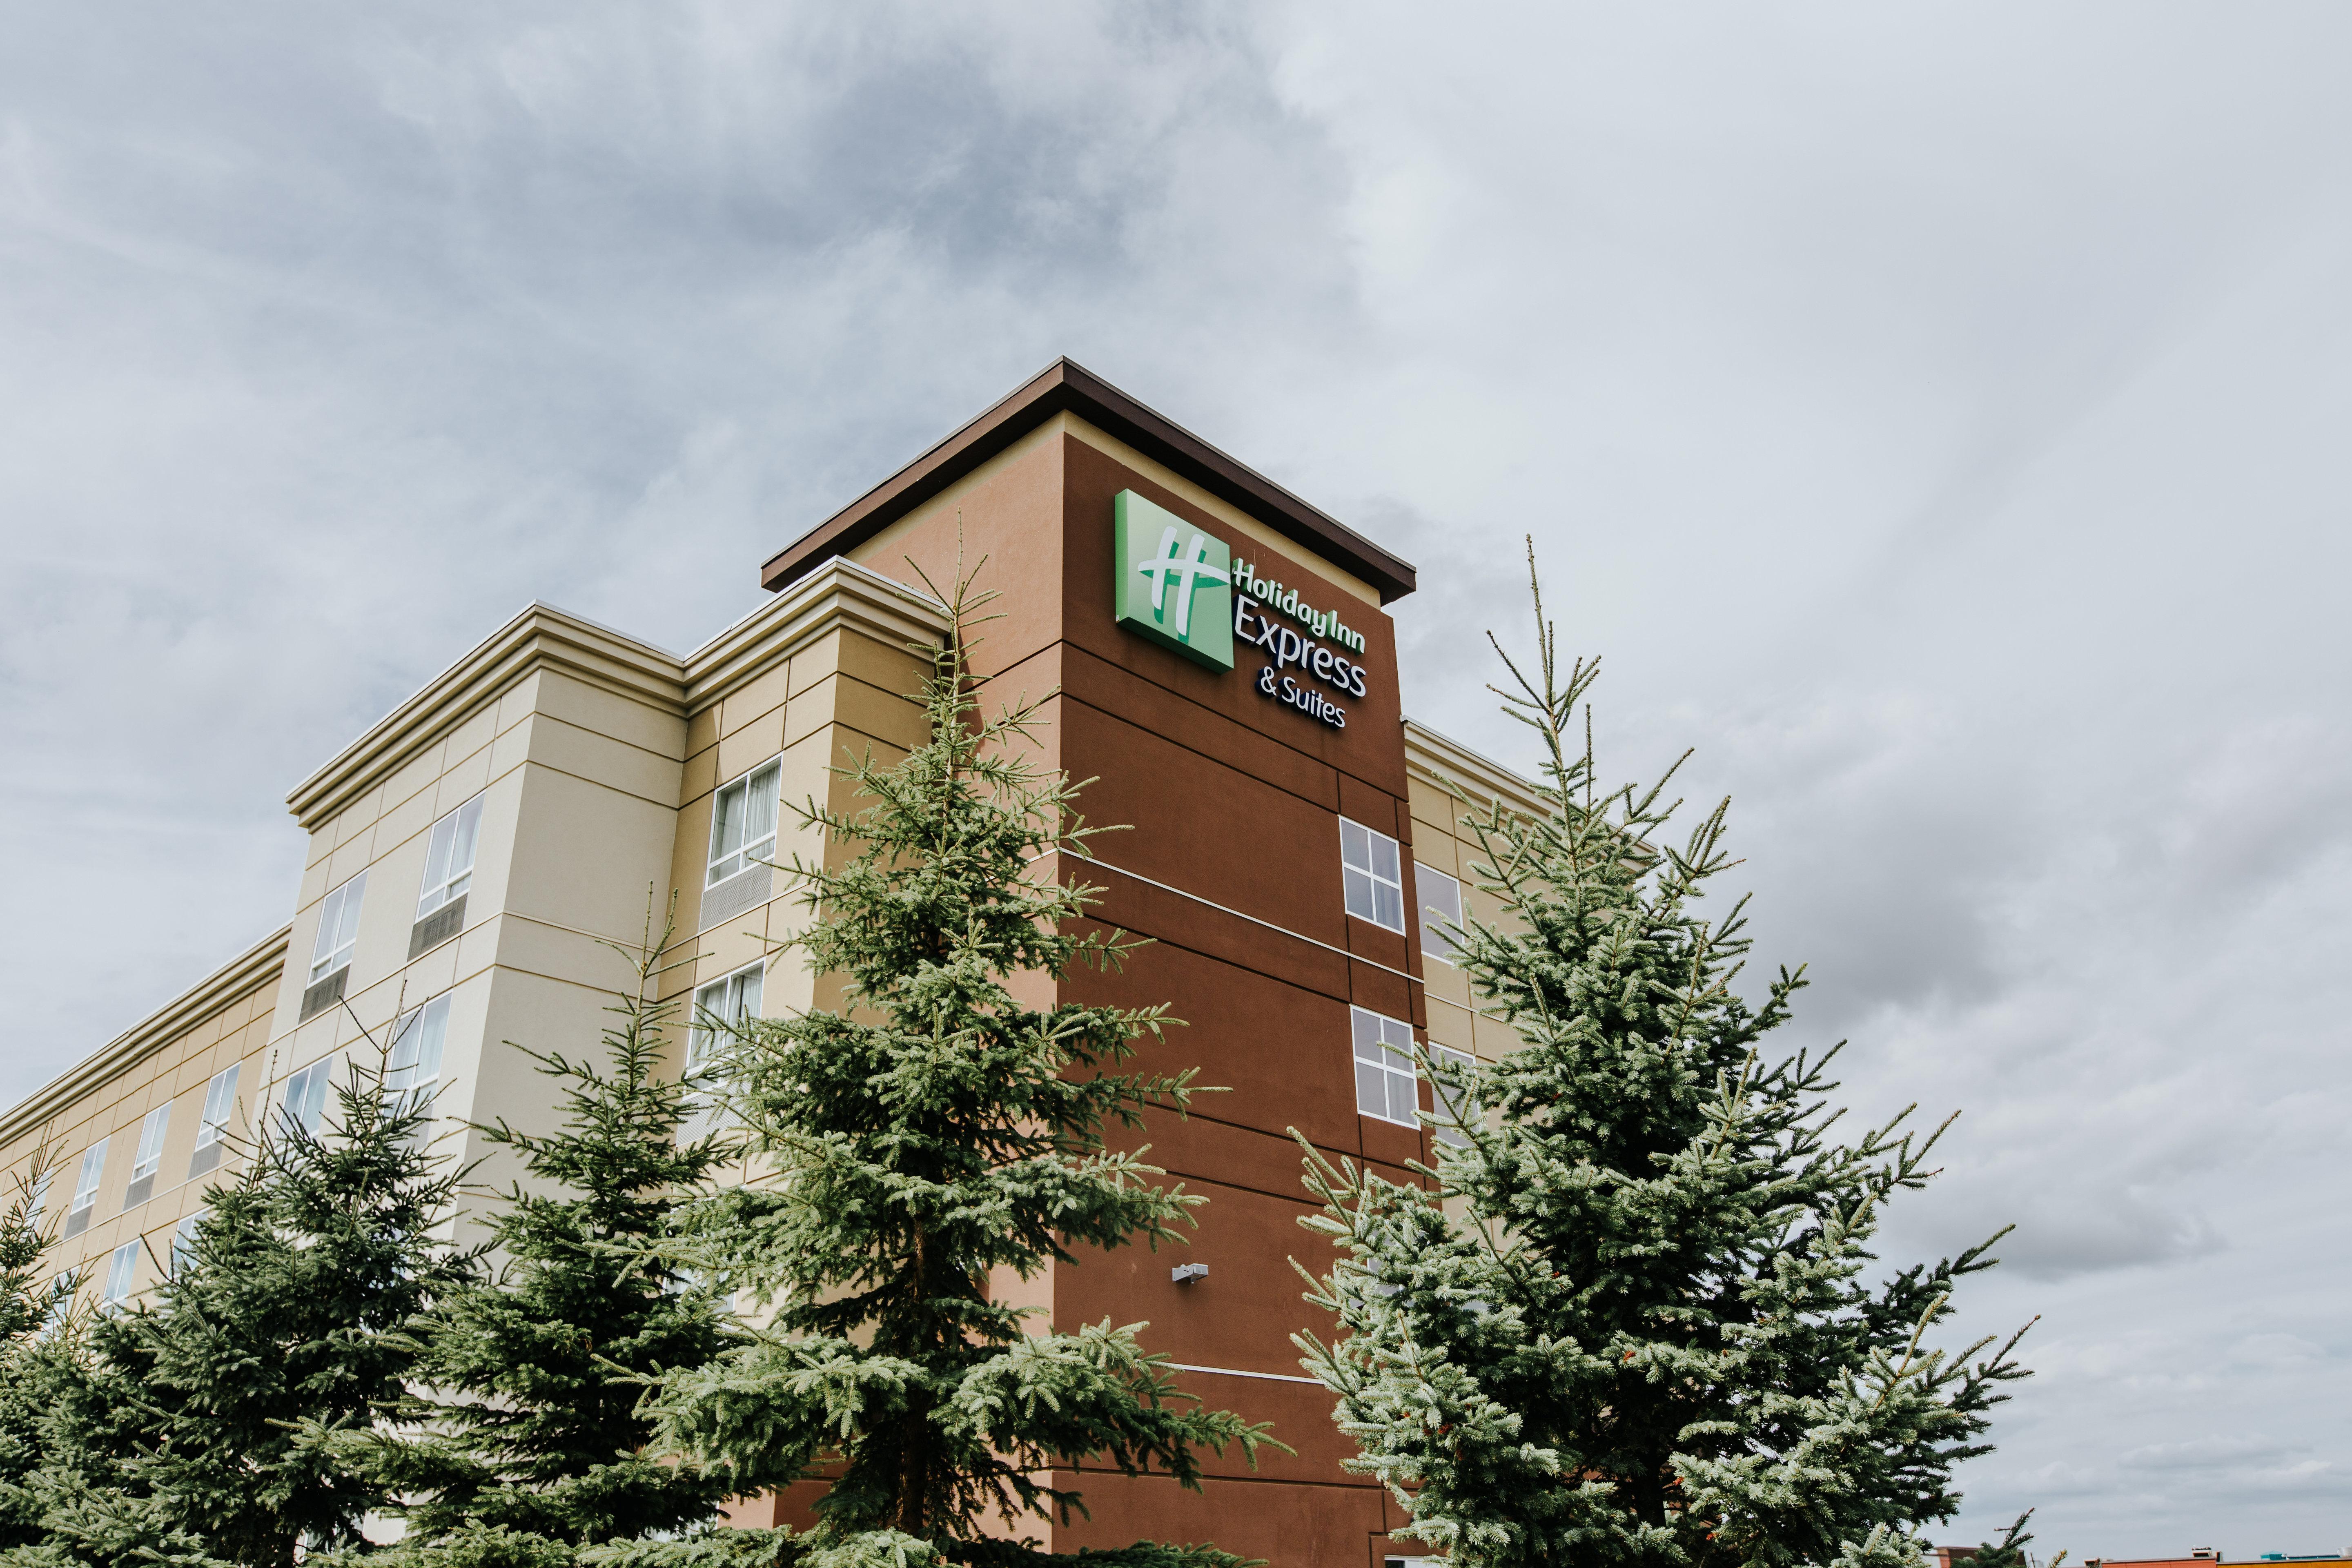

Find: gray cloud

[4,1,2350,1555]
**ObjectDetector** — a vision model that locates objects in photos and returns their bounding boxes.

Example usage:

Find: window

[707,760,782,886]
[385,996,451,1128]
[101,1240,139,1311]
[170,1210,208,1276]
[1428,1045,1476,1148]
[1351,1007,1420,1127]
[1416,864,1464,964]
[42,1270,76,1330]
[685,963,763,1133]
[62,1139,107,1238]
[1341,818,1405,932]
[190,1064,238,1177]
[124,1104,170,1209]
[309,872,368,984]
[417,797,485,919]
[280,1056,337,1138]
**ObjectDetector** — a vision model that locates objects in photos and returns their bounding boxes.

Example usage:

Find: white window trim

[706,758,784,889]
[101,1240,139,1309]
[194,1065,239,1153]
[416,796,486,920]
[1340,817,1407,935]
[280,1055,339,1138]
[1429,1044,1476,1148]
[688,960,767,1074]
[385,996,453,1126]
[129,1105,171,1185]
[67,1140,107,1218]
[1415,863,1464,965]
[169,1210,208,1276]
[1351,1005,1420,1128]
[309,871,368,984]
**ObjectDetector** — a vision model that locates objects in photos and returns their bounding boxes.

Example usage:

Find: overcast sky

[4,3,2348,1554]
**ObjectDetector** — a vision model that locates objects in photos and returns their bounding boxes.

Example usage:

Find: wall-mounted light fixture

[1171,1263,1209,1285]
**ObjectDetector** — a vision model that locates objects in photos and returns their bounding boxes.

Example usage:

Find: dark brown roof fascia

[756,357,1418,604]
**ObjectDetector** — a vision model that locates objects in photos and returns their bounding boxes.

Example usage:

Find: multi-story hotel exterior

[0,361,1543,1568]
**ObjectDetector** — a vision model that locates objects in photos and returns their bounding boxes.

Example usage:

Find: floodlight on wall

[1170,1263,1209,1285]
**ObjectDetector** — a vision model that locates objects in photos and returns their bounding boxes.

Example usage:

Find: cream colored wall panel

[680,745,717,808]
[788,625,930,704]
[434,743,495,818]
[1425,998,1476,1054]
[714,713,785,786]
[685,704,719,758]
[524,714,684,810]
[502,765,677,944]
[327,835,374,889]
[666,791,716,941]
[382,741,448,821]
[329,785,383,852]
[443,707,498,776]
[720,662,792,738]
[532,669,688,762]
[297,855,332,911]
[693,922,773,988]
[488,714,533,785]
[495,670,545,737]
[487,918,644,1003]
[784,674,926,755]
[372,783,437,871]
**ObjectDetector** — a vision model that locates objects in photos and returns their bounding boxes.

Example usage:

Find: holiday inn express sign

[1112,490,1371,730]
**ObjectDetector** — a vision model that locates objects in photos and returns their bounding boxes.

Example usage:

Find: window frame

[1339,818,1406,934]
[101,1240,139,1310]
[1350,1006,1421,1128]
[63,1139,107,1235]
[688,961,766,1077]
[191,1064,239,1176]
[416,796,486,920]
[1414,863,1464,965]
[1428,1044,1476,1148]
[706,758,783,888]
[170,1209,208,1277]
[309,871,369,984]
[279,1056,338,1138]
[385,996,452,1128]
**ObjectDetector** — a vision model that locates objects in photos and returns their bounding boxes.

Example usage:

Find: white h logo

[1136,526,1231,639]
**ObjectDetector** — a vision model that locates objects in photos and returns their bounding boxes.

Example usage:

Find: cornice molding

[286,606,688,831]
[0,926,290,1155]
[285,560,952,835]
[1402,717,1550,822]
[682,556,950,714]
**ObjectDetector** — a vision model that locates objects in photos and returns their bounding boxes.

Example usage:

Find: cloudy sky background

[4,2,2349,1552]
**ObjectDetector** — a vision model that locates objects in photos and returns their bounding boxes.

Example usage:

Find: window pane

[1374,882,1403,932]
[711,780,746,861]
[104,1241,138,1305]
[1340,818,1369,871]
[199,1065,239,1140]
[733,966,763,1020]
[133,1106,170,1177]
[1343,866,1376,924]
[421,815,457,901]
[1350,1007,1381,1050]
[72,1142,107,1207]
[1387,1067,1419,1126]
[1369,831,1399,884]
[448,798,483,877]
[312,883,347,966]
[171,1212,206,1276]
[1417,866,1463,962]
[335,871,367,951]
[1355,1060,1387,1117]
[743,764,780,851]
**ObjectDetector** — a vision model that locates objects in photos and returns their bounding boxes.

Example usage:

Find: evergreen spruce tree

[0,1152,65,1548]
[333,922,743,1557]
[644,570,1276,1568]
[12,1044,474,1568]
[1295,553,2032,1568]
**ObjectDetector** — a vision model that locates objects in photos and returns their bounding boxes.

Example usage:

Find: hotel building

[0,361,1543,1567]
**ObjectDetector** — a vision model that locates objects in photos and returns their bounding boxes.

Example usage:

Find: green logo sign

[1112,490,1233,671]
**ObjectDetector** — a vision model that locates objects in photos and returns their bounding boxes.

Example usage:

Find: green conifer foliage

[0,1153,64,1548]
[339,925,743,1552]
[1296,555,2031,1568]
[17,1049,473,1568]
[644,569,1275,1568]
